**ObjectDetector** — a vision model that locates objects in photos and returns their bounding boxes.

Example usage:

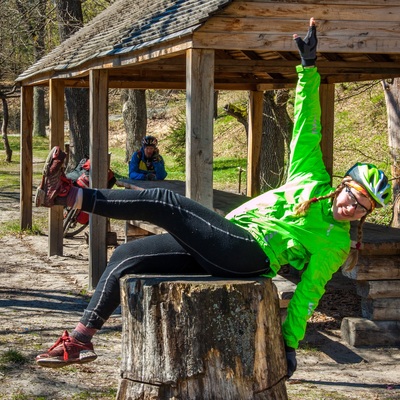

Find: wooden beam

[247,91,264,197]
[48,79,65,257]
[89,69,109,289]
[20,86,33,230]
[185,48,214,209]
[320,83,335,180]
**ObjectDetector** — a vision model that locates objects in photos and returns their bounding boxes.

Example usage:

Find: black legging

[79,188,270,329]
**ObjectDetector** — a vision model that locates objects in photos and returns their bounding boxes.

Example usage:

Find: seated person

[128,135,167,181]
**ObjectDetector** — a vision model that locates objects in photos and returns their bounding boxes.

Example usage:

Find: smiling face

[332,183,374,221]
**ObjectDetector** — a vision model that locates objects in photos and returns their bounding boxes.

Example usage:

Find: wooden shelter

[17,0,400,287]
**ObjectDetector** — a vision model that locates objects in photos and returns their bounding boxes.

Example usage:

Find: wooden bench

[117,275,288,399]
[115,179,249,242]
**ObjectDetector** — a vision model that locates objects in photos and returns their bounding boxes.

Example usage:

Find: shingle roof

[17,0,231,82]
[17,0,400,87]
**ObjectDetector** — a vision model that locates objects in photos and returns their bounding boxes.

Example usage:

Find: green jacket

[226,66,351,349]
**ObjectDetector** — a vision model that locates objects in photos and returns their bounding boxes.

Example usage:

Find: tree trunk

[16,0,47,137]
[382,78,400,227]
[65,87,90,166]
[33,87,46,137]
[260,90,292,192]
[118,275,288,400]
[122,89,147,162]
[1,97,12,162]
[55,0,89,167]
[225,90,292,193]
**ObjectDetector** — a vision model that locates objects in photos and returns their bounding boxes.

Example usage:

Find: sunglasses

[344,185,370,215]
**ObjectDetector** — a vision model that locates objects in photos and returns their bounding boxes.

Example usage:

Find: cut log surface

[117,275,288,400]
[341,317,400,347]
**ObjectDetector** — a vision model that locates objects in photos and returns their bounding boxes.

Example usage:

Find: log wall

[341,255,400,347]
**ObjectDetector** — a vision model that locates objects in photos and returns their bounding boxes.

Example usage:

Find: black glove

[293,18,318,67]
[146,173,156,181]
[285,346,297,378]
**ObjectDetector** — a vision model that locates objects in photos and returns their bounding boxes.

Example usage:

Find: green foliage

[82,0,113,23]
[164,111,186,167]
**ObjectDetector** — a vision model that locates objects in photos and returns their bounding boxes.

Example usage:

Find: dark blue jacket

[128,147,167,180]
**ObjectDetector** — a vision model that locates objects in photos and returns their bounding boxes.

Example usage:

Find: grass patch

[4,393,47,400]
[0,349,29,374]
[71,388,117,399]
[0,219,44,238]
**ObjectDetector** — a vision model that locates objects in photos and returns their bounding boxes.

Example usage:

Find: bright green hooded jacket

[226,66,351,349]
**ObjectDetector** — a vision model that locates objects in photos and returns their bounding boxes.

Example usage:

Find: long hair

[294,181,368,272]
[341,214,368,272]
[294,183,344,217]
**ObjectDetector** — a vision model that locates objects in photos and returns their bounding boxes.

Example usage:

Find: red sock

[71,322,97,343]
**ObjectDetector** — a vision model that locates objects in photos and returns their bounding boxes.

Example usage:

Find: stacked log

[341,254,400,347]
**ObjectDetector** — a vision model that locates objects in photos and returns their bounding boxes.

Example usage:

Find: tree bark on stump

[117,275,288,400]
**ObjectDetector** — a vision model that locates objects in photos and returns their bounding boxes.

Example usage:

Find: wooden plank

[20,86,33,230]
[219,2,400,21]
[203,17,400,34]
[247,91,263,197]
[48,79,65,257]
[350,221,400,255]
[186,49,214,209]
[272,275,296,309]
[193,32,400,54]
[320,84,335,180]
[357,280,400,299]
[361,298,400,320]
[125,220,166,238]
[89,69,109,289]
[343,256,400,281]
[341,317,400,347]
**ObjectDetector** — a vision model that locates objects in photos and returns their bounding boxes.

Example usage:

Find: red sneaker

[35,146,72,207]
[36,330,97,368]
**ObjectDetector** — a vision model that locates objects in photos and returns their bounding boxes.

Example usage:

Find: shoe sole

[35,187,45,207]
[34,146,65,207]
[36,350,97,369]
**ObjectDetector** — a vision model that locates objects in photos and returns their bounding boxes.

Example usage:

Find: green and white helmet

[345,162,391,208]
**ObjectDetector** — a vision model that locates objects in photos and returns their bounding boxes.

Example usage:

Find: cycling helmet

[345,162,391,208]
[142,135,158,147]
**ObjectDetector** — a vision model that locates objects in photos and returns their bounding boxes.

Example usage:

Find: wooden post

[20,86,33,230]
[88,69,109,289]
[320,83,335,180]
[247,90,264,197]
[186,49,214,209]
[117,275,288,400]
[48,79,65,256]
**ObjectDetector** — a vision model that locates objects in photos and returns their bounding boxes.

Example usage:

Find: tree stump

[117,275,288,400]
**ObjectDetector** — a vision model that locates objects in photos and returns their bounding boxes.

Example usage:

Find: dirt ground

[0,192,399,400]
